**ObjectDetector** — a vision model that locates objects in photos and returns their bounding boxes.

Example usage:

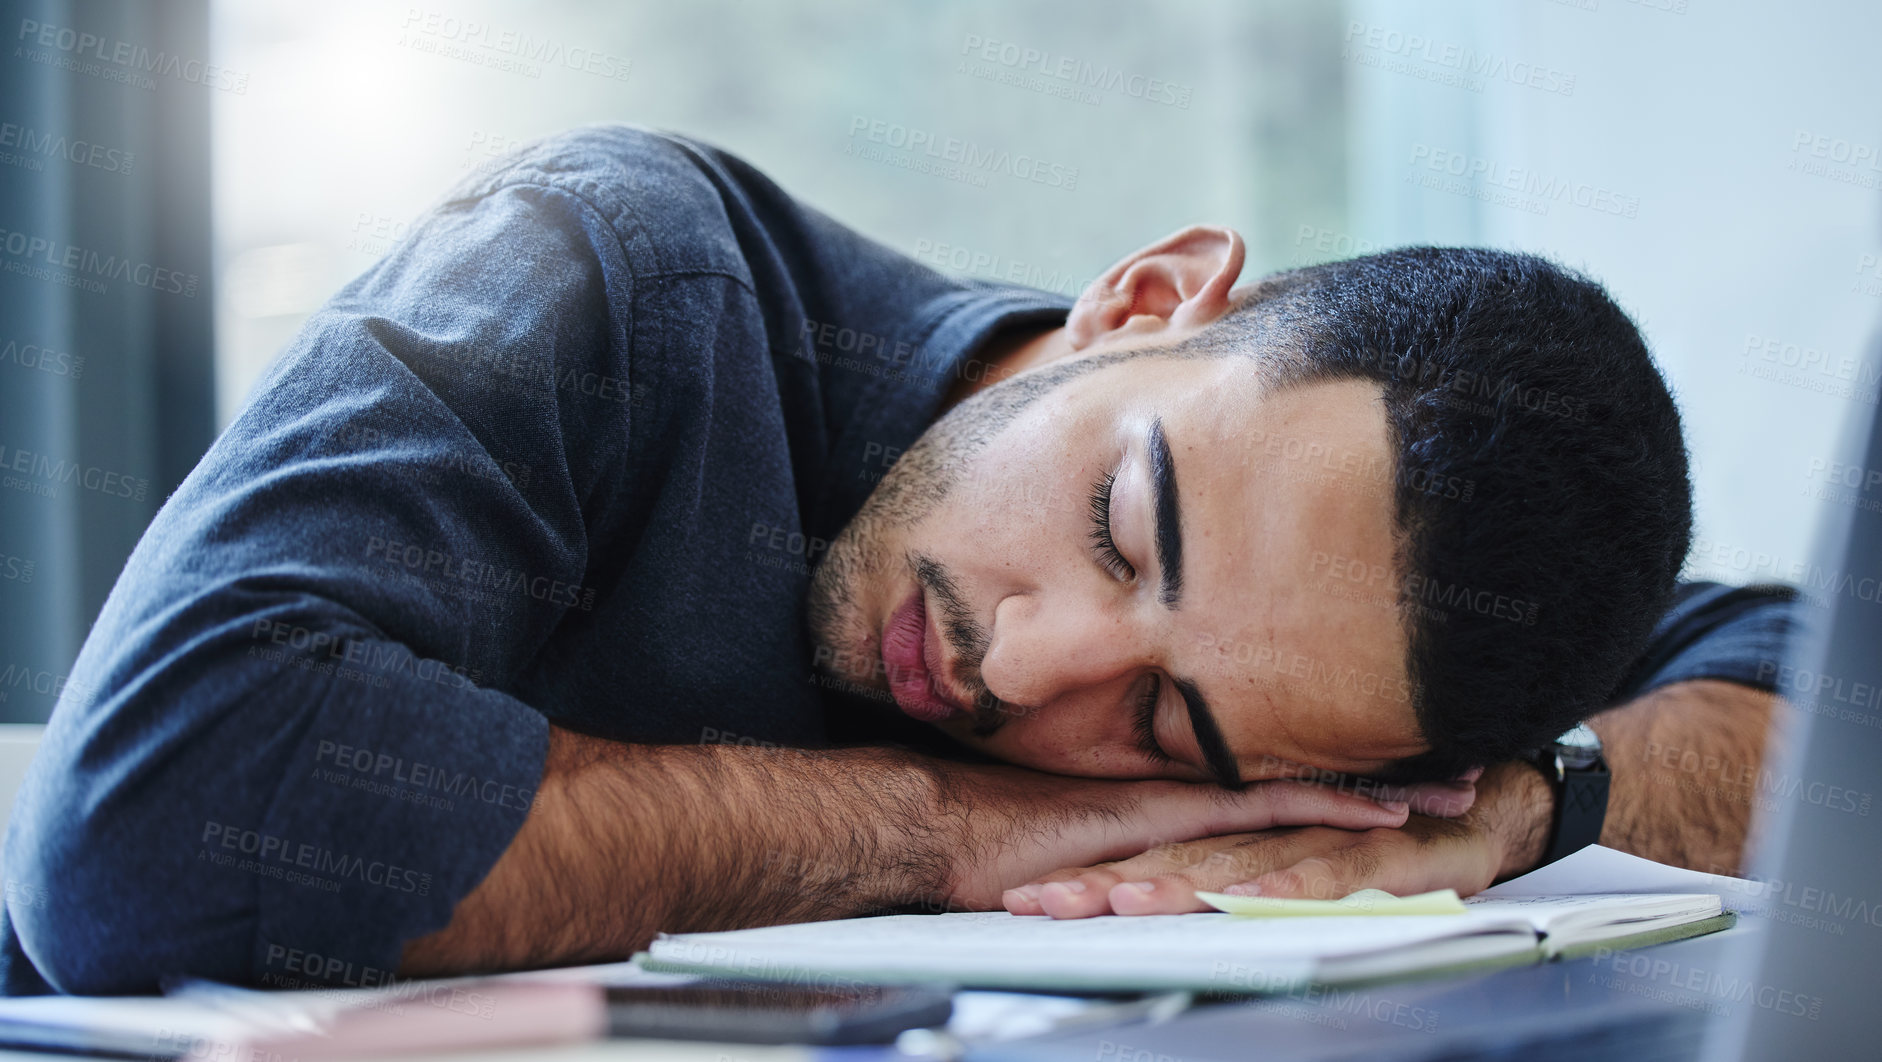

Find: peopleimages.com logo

[845,115,1079,191]
[14,18,250,93]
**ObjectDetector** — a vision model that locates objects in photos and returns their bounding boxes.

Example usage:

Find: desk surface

[971,926,1750,1062]
[0,928,1750,1062]
[0,1039,814,1062]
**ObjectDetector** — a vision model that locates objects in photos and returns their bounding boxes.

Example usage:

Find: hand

[936,763,1424,911]
[1002,763,1544,918]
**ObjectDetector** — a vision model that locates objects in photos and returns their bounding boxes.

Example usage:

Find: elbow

[6,769,254,994]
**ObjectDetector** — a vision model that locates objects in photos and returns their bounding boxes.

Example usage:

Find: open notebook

[0,846,1743,1057]
[639,845,1739,994]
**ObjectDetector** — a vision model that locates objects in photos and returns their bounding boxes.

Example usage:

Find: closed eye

[1131,673,1173,765]
[1086,468,1136,582]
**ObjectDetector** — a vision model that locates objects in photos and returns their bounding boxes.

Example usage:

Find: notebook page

[1463,893,1722,934]
[648,909,1540,990]
[1478,844,1749,898]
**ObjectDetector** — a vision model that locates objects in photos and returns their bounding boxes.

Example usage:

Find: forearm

[1587,678,1776,875]
[402,725,1419,972]
[1000,682,1784,915]
[1479,679,1777,882]
[399,726,949,975]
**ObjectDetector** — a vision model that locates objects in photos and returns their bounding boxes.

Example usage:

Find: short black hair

[1179,247,1692,782]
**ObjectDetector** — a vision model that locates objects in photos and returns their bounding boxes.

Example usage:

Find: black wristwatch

[1523,723,1611,867]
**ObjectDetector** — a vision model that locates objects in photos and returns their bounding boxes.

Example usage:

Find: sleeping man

[1,126,1794,994]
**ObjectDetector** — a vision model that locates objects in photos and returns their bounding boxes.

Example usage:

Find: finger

[1002,866,1095,914]
[1236,832,1430,901]
[1001,884,1044,915]
[1399,780,1478,819]
[1428,766,1485,817]
[1001,861,1122,914]
[1037,868,1126,919]
[1075,779,1402,873]
[1365,769,1481,819]
[1240,855,1353,901]
[1229,779,1409,833]
[1107,874,1215,915]
[1224,816,1496,902]
[1010,834,1257,915]
[1080,835,1259,915]
[1100,834,1255,879]
[1117,831,1338,913]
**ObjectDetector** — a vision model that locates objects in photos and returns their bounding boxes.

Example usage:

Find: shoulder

[435,123,750,282]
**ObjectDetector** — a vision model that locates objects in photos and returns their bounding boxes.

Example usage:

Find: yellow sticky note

[1194,887,1467,917]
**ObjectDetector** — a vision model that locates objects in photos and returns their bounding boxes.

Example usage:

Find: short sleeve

[1609,580,1805,702]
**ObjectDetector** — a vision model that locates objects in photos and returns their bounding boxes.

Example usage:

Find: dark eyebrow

[1175,678,1242,789]
[1146,418,1237,787]
[1147,417,1183,607]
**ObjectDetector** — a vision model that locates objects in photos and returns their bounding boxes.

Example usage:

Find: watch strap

[1540,755,1610,865]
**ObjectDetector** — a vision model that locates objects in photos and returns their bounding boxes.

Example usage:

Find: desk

[0,1046,812,1062]
[968,928,1747,1062]
[0,930,1743,1062]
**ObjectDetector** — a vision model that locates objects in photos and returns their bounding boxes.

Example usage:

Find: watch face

[1555,723,1604,770]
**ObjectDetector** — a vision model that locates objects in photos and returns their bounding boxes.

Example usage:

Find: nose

[980,588,1149,709]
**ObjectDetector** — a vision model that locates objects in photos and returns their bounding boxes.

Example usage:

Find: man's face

[807,346,1429,786]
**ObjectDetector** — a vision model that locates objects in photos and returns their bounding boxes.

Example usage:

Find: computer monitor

[1706,343,1882,1059]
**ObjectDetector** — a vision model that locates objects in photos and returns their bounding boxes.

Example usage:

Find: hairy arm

[399,731,938,974]
[1583,677,1779,876]
[1449,678,1779,890]
[399,725,1414,974]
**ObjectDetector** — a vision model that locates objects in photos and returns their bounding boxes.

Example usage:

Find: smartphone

[605,980,954,1045]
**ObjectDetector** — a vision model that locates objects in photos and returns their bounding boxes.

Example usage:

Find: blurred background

[1,0,1878,722]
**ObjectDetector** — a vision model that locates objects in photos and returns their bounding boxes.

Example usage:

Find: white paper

[647,848,1739,992]
[0,994,252,1055]
[648,907,1546,991]
[1464,893,1722,933]
[1478,844,1754,900]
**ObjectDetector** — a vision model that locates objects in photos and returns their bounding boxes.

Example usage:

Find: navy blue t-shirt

[0,125,1800,995]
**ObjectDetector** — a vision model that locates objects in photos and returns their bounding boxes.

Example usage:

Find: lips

[882,590,965,723]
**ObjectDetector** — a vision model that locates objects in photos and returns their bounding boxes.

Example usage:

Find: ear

[1063,226,1245,352]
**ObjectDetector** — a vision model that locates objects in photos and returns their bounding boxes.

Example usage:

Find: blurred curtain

[0,0,213,721]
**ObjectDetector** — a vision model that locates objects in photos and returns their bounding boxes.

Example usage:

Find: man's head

[807,227,1691,786]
